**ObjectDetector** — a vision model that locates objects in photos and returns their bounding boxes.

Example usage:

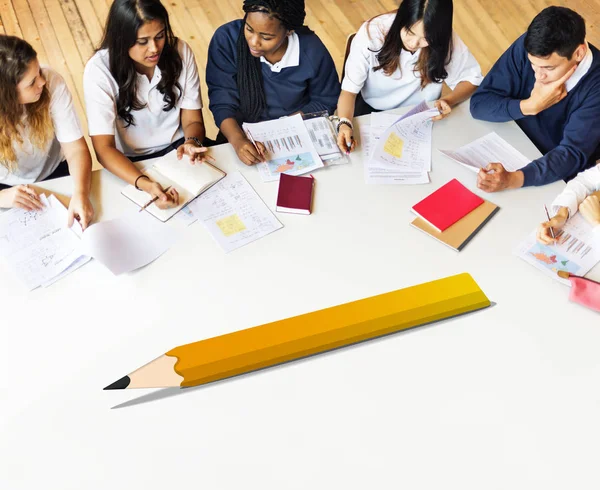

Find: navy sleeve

[206,24,241,129]
[470,36,529,122]
[521,95,600,186]
[299,38,341,115]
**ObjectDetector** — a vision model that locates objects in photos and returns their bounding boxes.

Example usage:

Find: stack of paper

[304,116,345,164]
[0,195,89,289]
[515,213,600,285]
[0,194,180,290]
[242,114,324,182]
[366,101,439,185]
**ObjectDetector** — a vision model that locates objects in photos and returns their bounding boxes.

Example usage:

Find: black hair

[372,0,453,87]
[236,0,307,123]
[524,6,586,59]
[99,0,182,127]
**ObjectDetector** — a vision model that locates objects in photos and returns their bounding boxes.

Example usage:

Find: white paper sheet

[440,132,531,172]
[80,209,180,275]
[365,102,436,185]
[185,172,283,253]
[243,114,324,182]
[0,195,85,290]
[303,116,344,163]
[514,212,600,285]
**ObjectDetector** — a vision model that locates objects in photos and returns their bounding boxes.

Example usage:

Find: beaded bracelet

[134,174,150,190]
[336,120,353,133]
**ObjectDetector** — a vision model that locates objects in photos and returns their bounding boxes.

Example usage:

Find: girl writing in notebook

[84,0,211,209]
[206,0,341,166]
[537,164,600,244]
[336,0,482,153]
[0,36,94,228]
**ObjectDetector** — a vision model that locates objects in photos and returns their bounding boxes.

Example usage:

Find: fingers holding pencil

[142,183,179,211]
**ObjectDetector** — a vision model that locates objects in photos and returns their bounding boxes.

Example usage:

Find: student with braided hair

[206,0,341,166]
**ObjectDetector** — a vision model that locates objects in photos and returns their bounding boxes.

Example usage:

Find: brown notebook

[410,199,499,251]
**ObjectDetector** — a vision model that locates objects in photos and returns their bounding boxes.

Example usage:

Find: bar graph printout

[514,212,600,285]
[243,114,324,182]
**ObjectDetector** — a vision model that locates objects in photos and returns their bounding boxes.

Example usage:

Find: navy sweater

[470,35,600,186]
[206,20,341,128]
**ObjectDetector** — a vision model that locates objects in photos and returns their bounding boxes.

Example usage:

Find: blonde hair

[0,35,54,172]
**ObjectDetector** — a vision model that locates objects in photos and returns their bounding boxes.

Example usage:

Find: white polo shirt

[83,40,202,157]
[342,13,483,110]
[259,32,300,72]
[0,68,83,186]
[551,164,600,240]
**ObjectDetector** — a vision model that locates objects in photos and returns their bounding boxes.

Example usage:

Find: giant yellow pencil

[105,273,490,390]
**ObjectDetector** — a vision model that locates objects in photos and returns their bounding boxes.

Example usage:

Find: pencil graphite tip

[104,375,131,390]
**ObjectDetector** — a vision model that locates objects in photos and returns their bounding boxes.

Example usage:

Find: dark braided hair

[237,0,308,122]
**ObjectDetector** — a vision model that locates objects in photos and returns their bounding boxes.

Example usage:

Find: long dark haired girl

[336,0,482,154]
[85,0,211,210]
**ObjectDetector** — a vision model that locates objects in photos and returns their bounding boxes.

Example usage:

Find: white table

[2,103,599,490]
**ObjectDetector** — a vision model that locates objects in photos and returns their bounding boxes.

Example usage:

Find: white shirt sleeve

[179,41,203,110]
[551,165,600,218]
[444,33,483,90]
[83,53,118,136]
[341,21,379,94]
[46,68,83,143]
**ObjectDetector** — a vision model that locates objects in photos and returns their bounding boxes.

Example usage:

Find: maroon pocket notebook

[276,173,314,215]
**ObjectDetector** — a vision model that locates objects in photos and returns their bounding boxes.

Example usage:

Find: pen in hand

[139,186,172,212]
[544,204,556,240]
[246,129,265,161]
[346,135,354,155]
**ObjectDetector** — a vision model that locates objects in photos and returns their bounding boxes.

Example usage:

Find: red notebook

[412,179,484,232]
[276,173,314,215]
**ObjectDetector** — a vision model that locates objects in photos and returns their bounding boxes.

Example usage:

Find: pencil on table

[104,273,490,390]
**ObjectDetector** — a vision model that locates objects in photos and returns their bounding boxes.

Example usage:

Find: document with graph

[242,114,324,182]
[514,212,600,285]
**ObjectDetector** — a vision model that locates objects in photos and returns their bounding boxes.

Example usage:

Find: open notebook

[122,151,226,221]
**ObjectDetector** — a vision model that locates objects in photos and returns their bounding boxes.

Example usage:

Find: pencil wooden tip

[104,375,131,390]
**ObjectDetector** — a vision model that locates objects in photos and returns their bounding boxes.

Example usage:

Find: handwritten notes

[366,102,437,185]
[0,195,88,290]
[183,172,283,253]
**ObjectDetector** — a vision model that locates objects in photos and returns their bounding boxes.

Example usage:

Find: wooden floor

[1,0,599,145]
